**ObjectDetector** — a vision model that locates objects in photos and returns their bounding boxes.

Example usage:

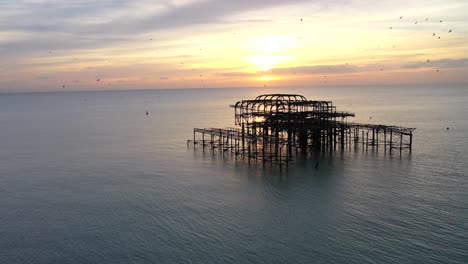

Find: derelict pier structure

[187,94,415,168]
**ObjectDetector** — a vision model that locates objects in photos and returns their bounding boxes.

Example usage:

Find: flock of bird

[389,16,454,73]
[315,15,455,84]
[56,14,455,89]
[392,16,453,39]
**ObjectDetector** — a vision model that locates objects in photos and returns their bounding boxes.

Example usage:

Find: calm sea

[0,85,467,263]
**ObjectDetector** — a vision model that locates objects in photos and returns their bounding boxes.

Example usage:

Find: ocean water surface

[0,85,467,263]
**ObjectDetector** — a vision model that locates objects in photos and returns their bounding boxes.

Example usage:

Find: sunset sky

[1,0,467,92]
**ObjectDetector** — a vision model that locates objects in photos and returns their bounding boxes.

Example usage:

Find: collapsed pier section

[187,94,415,167]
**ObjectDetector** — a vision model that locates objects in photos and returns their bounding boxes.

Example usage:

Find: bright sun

[247,54,291,71]
[245,35,296,71]
[247,35,297,53]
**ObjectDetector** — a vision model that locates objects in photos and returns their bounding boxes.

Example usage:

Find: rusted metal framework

[188,94,415,167]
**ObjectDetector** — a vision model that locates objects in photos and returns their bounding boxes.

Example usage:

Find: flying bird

[425,18,429,21]
[427,59,430,62]
[433,33,436,36]
[438,36,441,39]
[440,20,443,23]
[62,84,65,88]
[399,16,403,19]
[96,79,101,82]
[389,27,392,29]
[300,18,303,21]
[448,29,452,33]
[415,21,418,24]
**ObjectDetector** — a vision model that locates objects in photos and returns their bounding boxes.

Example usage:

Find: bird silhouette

[448,29,452,33]
[96,79,101,82]
[399,16,403,19]
[433,33,436,36]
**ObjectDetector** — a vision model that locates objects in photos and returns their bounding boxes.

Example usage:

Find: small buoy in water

[446,127,449,130]
[146,110,149,115]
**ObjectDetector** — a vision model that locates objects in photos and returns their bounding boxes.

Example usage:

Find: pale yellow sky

[1,0,467,92]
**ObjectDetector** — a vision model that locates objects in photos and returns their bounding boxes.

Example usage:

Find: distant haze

[1,0,468,92]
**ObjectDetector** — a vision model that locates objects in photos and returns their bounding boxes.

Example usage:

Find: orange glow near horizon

[257,75,276,82]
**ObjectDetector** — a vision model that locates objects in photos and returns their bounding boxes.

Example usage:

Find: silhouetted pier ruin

[187,94,415,167]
